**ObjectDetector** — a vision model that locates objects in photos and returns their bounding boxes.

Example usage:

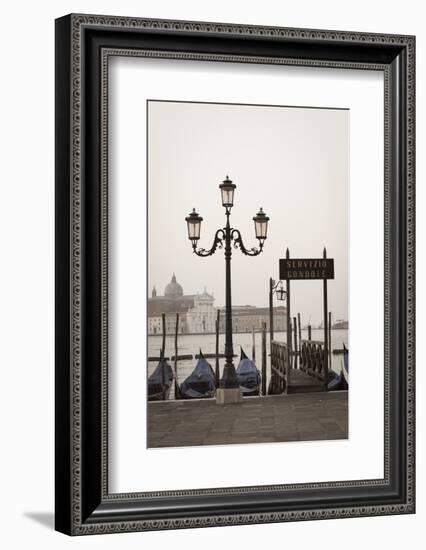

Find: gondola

[328,343,349,391]
[236,347,261,396]
[179,350,216,399]
[342,343,349,385]
[147,353,174,401]
[327,368,346,391]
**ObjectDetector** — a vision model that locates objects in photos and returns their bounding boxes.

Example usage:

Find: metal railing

[269,341,290,394]
[299,339,327,383]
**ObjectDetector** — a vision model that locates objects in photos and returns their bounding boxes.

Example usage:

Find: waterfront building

[147,274,215,334]
[218,305,287,333]
[332,319,349,330]
[186,289,216,333]
[148,274,287,335]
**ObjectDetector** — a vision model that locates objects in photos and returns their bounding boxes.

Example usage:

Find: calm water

[148,329,348,399]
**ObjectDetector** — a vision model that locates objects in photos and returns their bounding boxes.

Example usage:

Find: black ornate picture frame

[55,14,415,535]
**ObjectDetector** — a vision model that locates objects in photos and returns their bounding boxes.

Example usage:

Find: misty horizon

[148,100,349,326]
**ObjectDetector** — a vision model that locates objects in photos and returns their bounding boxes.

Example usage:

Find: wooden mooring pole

[261,322,267,396]
[269,277,274,343]
[328,311,332,372]
[323,248,329,391]
[293,316,298,369]
[174,313,179,399]
[215,309,220,386]
[252,327,256,362]
[161,313,166,400]
[297,313,302,351]
[286,248,292,371]
[161,313,166,355]
[308,324,312,341]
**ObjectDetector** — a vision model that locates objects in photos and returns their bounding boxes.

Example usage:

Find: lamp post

[269,278,287,343]
[185,176,269,398]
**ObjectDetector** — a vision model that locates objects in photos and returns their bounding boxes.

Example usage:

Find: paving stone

[147,392,348,448]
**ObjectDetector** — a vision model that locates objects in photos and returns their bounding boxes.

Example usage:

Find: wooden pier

[282,369,324,393]
[269,340,327,394]
[147,391,348,448]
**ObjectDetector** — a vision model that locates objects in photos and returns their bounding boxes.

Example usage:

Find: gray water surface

[148,329,348,399]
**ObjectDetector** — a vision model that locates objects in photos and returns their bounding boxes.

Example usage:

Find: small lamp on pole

[276,283,286,302]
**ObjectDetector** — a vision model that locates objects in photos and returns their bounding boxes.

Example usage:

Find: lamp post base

[216,387,243,405]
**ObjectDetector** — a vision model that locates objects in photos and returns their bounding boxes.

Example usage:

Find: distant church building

[147,274,216,334]
[148,273,287,336]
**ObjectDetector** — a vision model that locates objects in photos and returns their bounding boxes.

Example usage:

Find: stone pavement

[147,391,348,448]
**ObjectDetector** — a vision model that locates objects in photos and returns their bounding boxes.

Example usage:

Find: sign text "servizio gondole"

[279,258,334,280]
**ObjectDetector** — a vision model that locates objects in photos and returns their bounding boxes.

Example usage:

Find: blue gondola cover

[327,369,343,391]
[342,344,349,385]
[148,357,174,400]
[180,353,216,399]
[236,347,261,395]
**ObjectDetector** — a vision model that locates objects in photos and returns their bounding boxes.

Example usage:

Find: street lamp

[270,279,287,301]
[185,176,269,398]
[219,175,236,208]
[269,278,287,343]
[253,208,269,241]
[185,208,203,243]
[276,283,286,302]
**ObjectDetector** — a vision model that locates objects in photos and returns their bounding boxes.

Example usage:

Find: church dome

[164,273,183,298]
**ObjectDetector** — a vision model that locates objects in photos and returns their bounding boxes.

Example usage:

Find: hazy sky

[148,101,348,326]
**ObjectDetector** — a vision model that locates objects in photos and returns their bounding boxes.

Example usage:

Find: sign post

[322,248,329,391]
[279,248,334,391]
[269,277,274,343]
[286,249,291,389]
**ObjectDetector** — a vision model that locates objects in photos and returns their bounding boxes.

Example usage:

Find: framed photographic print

[55,14,415,535]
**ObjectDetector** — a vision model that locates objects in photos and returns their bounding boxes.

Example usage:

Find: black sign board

[280,258,334,280]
